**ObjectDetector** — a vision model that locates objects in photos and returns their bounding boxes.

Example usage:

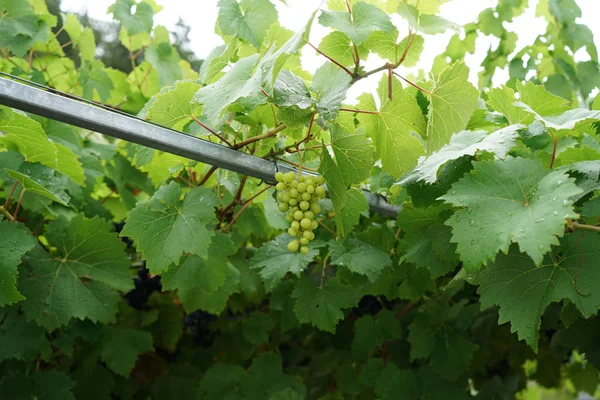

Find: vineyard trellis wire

[0,74,400,218]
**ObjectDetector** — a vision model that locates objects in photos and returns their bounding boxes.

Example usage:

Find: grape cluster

[275,171,326,254]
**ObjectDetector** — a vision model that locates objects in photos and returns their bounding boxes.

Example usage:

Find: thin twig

[318,219,336,238]
[233,124,287,149]
[392,71,432,95]
[222,185,273,233]
[191,115,234,148]
[339,107,379,115]
[276,158,317,172]
[308,42,354,77]
[549,137,558,169]
[395,302,415,319]
[572,222,600,233]
[320,252,331,288]
[198,165,218,186]
[0,206,14,222]
[12,190,25,222]
[4,181,18,208]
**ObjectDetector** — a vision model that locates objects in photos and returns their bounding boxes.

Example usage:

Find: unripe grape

[301,218,312,229]
[305,178,314,186]
[310,202,321,214]
[281,193,290,203]
[285,215,293,222]
[289,198,297,206]
[311,220,318,230]
[301,192,311,201]
[297,182,307,193]
[303,230,315,240]
[303,211,314,220]
[284,172,296,182]
[275,171,284,182]
[316,176,325,185]
[300,246,309,255]
[291,221,300,230]
[289,188,299,198]
[288,240,299,252]
[315,186,326,197]
[306,185,315,194]
[290,180,298,188]
[276,182,286,191]
[288,228,298,236]
[300,201,310,211]
[291,206,299,213]
[298,176,305,183]
[294,211,304,220]
[301,238,309,245]
[278,203,289,212]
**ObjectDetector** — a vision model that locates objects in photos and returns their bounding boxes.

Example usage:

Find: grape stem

[197,165,218,186]
[571,221,600,233]
[549,137,558,169]
[3,181,18,208]
[320,252,331,288]
[191,115,233,148]
[221,185,273,233]
[12,190,25,222]
[233,124,287,150]
[0,206,14,222]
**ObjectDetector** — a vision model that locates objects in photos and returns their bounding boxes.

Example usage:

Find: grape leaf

[318,2,395,45]
[311,63,351,121]
[292,277,359,332]
[161,232,237,310]
[145,26,183,87]
[352,311,402,359]
[400,124,524,185]
[270,70,313,109]
[5,164,70,206]
[396,204,458,278]
[357,76,426,178]
[242,313,275,345]
[516,103,600,131]
[19,215,132,330]
[0,310,51,362]
[0,370,75,400]
[198,364,245,399]
[198,45,228,84]
[364,31,424,67]
[239,352,306,398]
[217,0,278,48]
[0,220,36,307]
[143,80,202,130]
[0,106,84,184]
[121,182,218,273]
[329,238,391,282]
[426,61,479,153]
[250,234,319,291]
[408,301,477,380]
[479,233,600,351]
[375,363,419,400]
[330,124,374,186]
[397,2,459,34]
[100,328,154,376]
[318,31,368,67]
[110,0,155,35]
[0,1,48,57]
[441,157,582,270]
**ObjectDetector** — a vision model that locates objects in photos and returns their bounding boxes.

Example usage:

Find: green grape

[285,215,293,222]
[315,186,326,197]
[306,185,315,194]
[305,178,314,186]
[290,180,298,188]
[277,192,285,202]
[289,198,298,206]
[288,240,299,252]
[303,211,314,220]
[288,228,298,236]
[281,193,290,203]
[289,188,298,198]
[310,202,321,214]
[298,176,305,183]
[276,182,286,191]
[303,230,315,241]
[299,201,310,211]
[294,211,304,220]
[300,218,312,229]
[278,203,289,212]
[311,220,318,230]
[284,172,296,182]
[300,238,309,245]
[291,206,299,213]
[300,246,309,255]
[291,221,300,230]
[301,192,311,201]
[275,171,284,182]
[297,182,307,193]
[316,176,325,185]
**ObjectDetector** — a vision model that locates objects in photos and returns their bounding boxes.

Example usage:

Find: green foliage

[1,0,600,398]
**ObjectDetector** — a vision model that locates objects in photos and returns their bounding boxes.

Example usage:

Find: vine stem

[571,222,600,233]
[276,158,317,172]
[0,206,14,222]
[320,252,331,288]
[392,71,432,95]
[395,302,415,320]
[4,181,18,208]
[222,185,273,233]
[197,165,218,186]
[339,108,379,115]
[190,115,234,148]
[12,190,25,222]
[549,137,558,169]
[233,124,287,149]
[317,219,336,238]
[308,42,354,77]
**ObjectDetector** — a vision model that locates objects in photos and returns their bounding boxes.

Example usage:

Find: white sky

[61,0,600,101]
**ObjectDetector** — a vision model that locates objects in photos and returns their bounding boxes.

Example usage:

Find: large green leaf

[318,31,368,67]
[109,0,155,35]
[0,106,84,184]
[478,234,600,351]
[318,2,395,45]
[121,181,218,273]
[311,63,351,121]
[0,310,51,362]
[0,370,75,400]
[292,277,359,332]
[100,327,154,377]
[19,215,133,330]
[0,221,36,307]
[329,238,391,282]
[330,125,374,185]
[397,2,459,35]
[441,157,582,270]
[364,31,424,67]
[143,81,202,130]
[5,164,70,206]
[374,363,419,400]
[357,76,426,178]
[400,124,524,185]
[217,0,278,48]
[250,234,319,291]
[426,61,479,153]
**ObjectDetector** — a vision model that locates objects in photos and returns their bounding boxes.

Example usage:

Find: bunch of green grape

[274,171,326,254]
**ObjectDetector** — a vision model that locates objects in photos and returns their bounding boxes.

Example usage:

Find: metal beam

[0,77,399,218]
